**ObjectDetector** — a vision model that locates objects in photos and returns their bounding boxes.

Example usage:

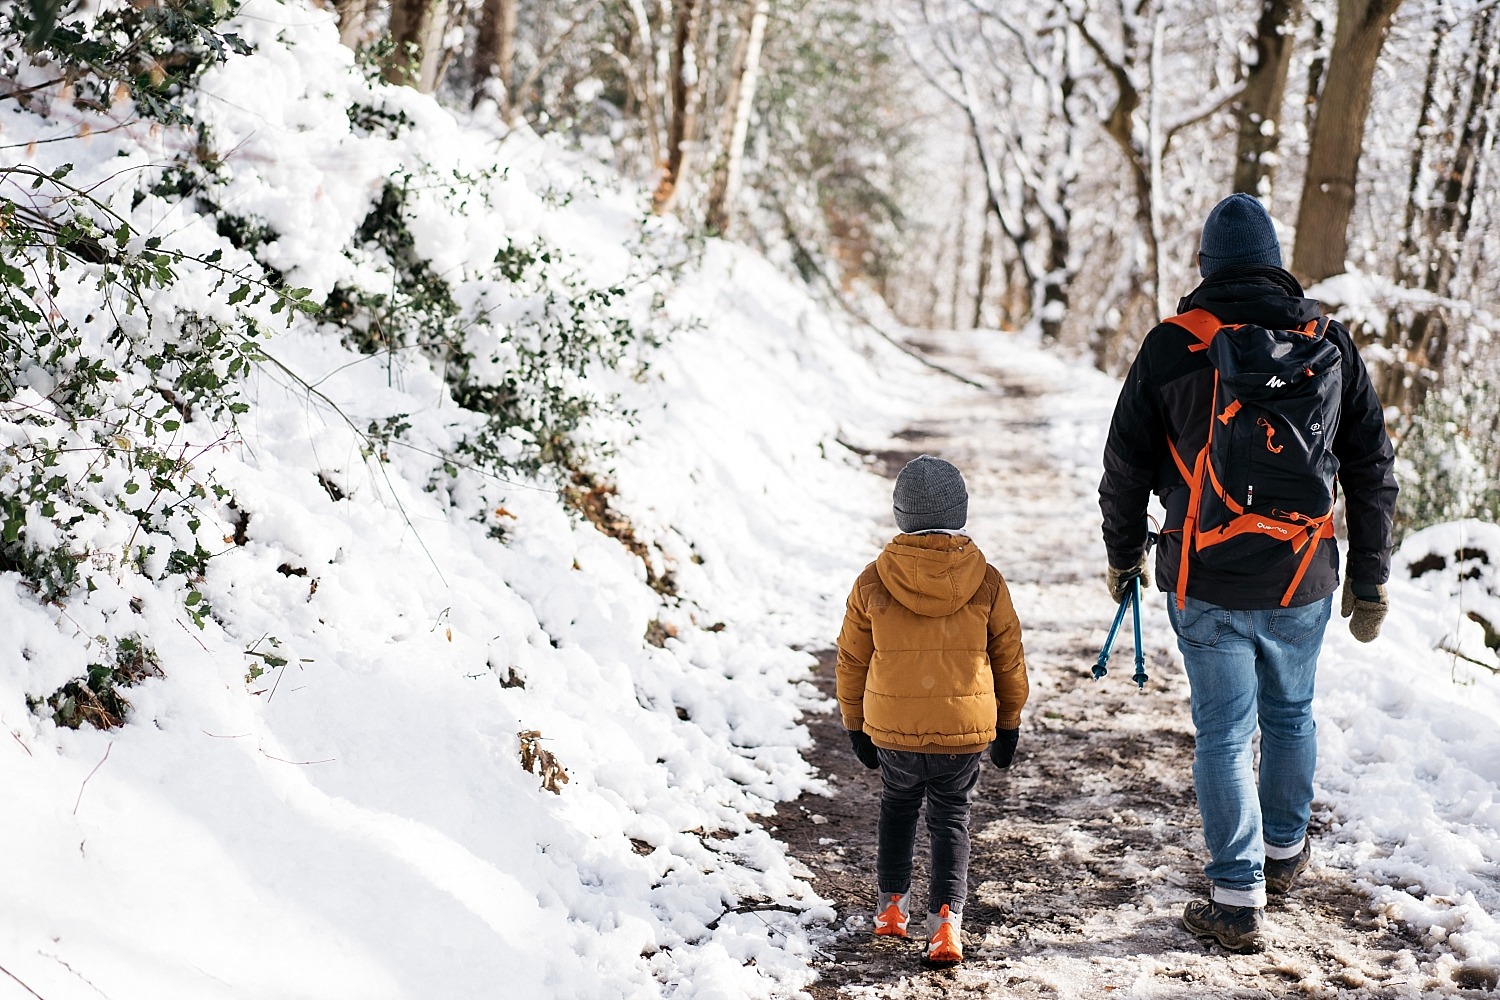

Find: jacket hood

[875,533,988,617]
[1178,265,1323,328]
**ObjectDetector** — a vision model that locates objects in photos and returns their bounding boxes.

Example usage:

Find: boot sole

[922,953,962,967]
[1182,917,1263,953]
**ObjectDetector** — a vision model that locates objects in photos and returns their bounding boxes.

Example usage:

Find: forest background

[5,0,1496,537]
[397,0,1498,525]
[370,0,1493,534]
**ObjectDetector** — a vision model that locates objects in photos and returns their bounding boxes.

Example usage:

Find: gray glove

[1107,555,1150,603]
[1341,579,1388,643]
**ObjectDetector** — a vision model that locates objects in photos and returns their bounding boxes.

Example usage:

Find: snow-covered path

[776,330,1456,998]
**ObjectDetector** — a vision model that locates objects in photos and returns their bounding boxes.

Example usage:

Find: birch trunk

[652,0,704,214]
[705,0,770,235]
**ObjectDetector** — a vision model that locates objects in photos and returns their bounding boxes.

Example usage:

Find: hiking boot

[924,904,963,965]
[873,892,910,938]
[1182,899,1264,953]
[1265,840,1311,896]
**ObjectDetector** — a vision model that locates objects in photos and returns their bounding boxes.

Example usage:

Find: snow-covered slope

[0,2,930,996]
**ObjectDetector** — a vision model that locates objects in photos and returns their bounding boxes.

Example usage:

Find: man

[1098,193,1398,952]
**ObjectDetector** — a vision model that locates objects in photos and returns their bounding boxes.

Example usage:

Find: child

[835,455,1029,965]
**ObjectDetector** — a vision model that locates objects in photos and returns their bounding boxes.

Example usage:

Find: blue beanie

[1198,193,1282,276]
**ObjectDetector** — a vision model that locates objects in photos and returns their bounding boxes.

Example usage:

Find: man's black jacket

[1098,265,1398,610]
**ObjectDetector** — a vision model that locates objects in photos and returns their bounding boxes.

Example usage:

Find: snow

[4,0,1500,996]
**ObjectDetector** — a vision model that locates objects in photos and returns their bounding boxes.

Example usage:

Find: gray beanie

[1198,193,1282,276]
[892,455,968,533]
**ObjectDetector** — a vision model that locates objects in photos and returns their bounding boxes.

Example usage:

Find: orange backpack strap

[1279,513,1336,606]
[1174,372,1220,610]
[1165,308,1225,352]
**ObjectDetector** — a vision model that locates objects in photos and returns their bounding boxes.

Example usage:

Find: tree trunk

[383,0,446,90]
[1394,15,1445,280]
[652,0,704,214]
[705,0,770,235]
[473,0,518,113]
[972,208,994,330]
[1233,0,1300,196]
[334,0,369,49]
[1291,0,1405,283]
[1073,2,1160,319]
[951,156,972,328]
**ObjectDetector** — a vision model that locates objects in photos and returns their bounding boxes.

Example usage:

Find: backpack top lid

[1207,320,1341,400]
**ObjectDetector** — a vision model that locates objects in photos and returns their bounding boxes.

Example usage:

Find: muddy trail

[770,332,1453,998]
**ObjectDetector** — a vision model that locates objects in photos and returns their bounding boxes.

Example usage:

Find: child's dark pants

[875,748,983,914]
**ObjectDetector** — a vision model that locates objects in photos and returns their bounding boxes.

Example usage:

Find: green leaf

[185,591,202,606]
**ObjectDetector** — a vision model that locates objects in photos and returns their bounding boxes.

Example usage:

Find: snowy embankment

[0,1,926,996]
[1317,519,1500,978]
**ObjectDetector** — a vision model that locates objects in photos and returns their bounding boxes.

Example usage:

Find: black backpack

[1165,308,1343,609]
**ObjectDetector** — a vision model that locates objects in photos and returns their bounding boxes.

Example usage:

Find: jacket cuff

[1346,550,1390,586]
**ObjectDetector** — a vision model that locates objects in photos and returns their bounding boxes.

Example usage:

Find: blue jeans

[875,748,982,915]
[1167,594,1332,908]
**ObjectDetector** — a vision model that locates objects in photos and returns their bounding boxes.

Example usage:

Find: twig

[0,962,48,1000]
[704,901,803,930]
[266,659,292,703]
[259,751,334,765]
[73,742,113,815]
[175,618,211,651]
[11,731,33,756]
[1437,640,1500,673]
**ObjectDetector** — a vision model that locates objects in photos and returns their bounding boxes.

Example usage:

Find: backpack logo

[1166,309,1344,610]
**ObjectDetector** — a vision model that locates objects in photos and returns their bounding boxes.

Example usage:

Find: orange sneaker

[872,892,910,938]
[925,904,963,965]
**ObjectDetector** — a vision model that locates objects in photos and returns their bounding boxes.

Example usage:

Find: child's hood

[875,533,988,617]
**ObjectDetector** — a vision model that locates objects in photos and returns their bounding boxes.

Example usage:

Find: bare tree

[1067,0,1239,330]
[906,2,1083,339]
[1291,0,1406,282]
[1380,3,1498,415]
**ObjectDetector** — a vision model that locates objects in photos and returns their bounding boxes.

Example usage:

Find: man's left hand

[1341,579,1388,643]
[1107,555,1149,603]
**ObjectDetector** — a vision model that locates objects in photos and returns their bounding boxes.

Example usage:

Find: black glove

[989,728,1020,769]
[848,729,879,769]
[1341,579,1388,643]
[1107,555,1150,603]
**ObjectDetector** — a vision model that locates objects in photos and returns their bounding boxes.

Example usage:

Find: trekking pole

[1130,573,1148,689]
[1092,586,1133,681]
[1131,525,1158,689]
